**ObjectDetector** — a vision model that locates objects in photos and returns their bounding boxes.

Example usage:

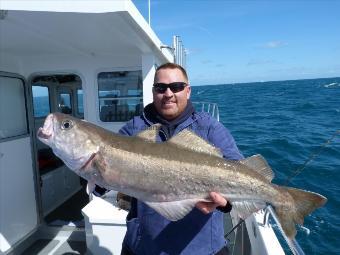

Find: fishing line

[224,219,245,239]
[284,130,340,185]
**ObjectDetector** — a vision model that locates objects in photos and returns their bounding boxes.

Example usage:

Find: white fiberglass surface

[0,74,37,253]
[0,76,28,139]
[0,138,38,253]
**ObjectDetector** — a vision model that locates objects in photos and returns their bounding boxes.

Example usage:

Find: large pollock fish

[37,113,327,239]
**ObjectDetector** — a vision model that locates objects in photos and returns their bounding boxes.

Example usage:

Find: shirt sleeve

[119,116,148,136]
[207,119,244,160]
[119,118,136,136]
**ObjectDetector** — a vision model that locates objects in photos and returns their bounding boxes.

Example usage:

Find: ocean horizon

[191,76,340,87]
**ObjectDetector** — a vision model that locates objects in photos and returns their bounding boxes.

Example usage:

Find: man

[119,63,243,255]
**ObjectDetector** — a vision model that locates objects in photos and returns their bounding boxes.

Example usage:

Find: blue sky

[133,0,340,85]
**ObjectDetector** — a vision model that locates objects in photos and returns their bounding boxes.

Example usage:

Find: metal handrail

[192,101,220,121]
[263,205,305,255]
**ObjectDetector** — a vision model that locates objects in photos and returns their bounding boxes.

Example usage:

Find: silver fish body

[37,113,327,239]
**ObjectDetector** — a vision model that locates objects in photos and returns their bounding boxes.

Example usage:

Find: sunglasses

[153,82,187,94]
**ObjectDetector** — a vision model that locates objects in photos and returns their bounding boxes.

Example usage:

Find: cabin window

[32,85,51,118]
[59,92,72,114]
[77,89,84,117]
[0,76,28,139]
[98,71,143,122]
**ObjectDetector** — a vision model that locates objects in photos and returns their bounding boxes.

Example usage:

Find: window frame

[97,69,143,123]
[31,84,52,119]
[0,72,30,142]
[76,88,84,117]
[57,90,73,115]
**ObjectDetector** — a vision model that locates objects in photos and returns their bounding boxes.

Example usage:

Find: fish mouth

[37,114,54,142]
[37,127,52,140]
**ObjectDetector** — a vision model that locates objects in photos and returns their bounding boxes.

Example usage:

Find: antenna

[148,0,151,26]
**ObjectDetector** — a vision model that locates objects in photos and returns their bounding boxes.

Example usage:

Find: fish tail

[275,187,327,239]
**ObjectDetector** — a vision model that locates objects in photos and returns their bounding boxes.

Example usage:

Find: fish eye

[61,120,73,130]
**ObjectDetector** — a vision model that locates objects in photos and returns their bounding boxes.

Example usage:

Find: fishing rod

[284,129,340,185]
[224,219,245,239]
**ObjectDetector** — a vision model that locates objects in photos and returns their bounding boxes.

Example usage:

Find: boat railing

[263,205,305,255]
[192,101,220,121]
[173,35,186,68]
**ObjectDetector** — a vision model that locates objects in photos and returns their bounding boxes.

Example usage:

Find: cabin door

[0,73,38,253]
[31,74,83,221]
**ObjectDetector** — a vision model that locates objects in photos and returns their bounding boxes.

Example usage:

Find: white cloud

[263,41,287,48]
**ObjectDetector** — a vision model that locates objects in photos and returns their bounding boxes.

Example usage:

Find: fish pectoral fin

[145,199,200,221]
[86,181,96,195]
[168,129,223,158]
[231,201,266,219]
[239,154,274,182]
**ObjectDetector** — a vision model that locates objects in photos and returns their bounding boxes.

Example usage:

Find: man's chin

[161,102,176,110]
[159,108,178,120]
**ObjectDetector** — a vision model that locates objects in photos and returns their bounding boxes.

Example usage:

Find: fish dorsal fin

[240,154,274,182]
[136,124,161,142]
[168,129,223,158]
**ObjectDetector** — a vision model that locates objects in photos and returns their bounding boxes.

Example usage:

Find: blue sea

[191,77,340,255]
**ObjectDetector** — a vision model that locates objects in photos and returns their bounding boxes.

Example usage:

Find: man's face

[153,68,191,120]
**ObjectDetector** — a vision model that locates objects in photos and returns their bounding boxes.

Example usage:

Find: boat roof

[0,0,173,62]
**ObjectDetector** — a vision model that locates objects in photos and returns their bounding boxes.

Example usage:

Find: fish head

[37,113,98,172]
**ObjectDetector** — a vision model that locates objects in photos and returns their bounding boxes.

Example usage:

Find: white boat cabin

[0,1,180,253]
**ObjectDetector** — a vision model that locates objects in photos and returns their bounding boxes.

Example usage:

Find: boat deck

[22,236,88,255]
[20,188,250,255]
[21,189,89,255]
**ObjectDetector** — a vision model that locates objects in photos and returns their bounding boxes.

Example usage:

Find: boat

[0,1,304,254]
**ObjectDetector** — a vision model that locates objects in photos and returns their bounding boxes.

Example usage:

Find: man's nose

[163,87,174,97]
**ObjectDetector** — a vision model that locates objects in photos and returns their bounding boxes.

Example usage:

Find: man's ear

[186,85,191,99]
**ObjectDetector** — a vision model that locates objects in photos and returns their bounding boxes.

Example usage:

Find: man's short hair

[154,63,189,83]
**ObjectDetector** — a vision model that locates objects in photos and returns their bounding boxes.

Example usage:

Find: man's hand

[196,192,228,214]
